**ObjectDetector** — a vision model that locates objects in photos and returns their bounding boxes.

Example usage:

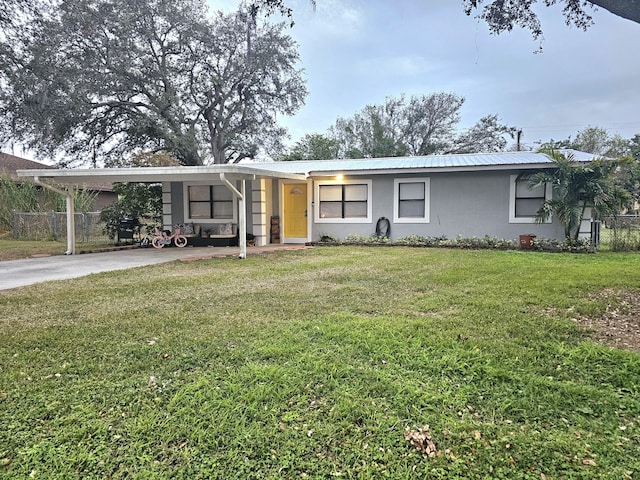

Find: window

[393,178,430,223]
[509,175,551,224]
[315,180,372,223]
[187,185,234,220]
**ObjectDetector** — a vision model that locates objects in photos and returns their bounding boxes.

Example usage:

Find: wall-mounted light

[336,174,344,181]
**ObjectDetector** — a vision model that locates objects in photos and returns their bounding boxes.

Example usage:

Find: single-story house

[17,150,597,256]
[1,152,117,209]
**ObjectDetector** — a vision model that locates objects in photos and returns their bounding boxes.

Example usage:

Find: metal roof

[16,150,597,184]
[244,150,597,176]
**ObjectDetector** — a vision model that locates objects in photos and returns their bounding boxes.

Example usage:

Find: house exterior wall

[310,171,567,242]
[93,191,118,210]
[169,179,256,236]
[167,170,581,244]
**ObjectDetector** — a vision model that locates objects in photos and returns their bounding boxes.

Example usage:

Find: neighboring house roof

[1,152,113,191]
[0,152,53,180]
[16,150,598,184]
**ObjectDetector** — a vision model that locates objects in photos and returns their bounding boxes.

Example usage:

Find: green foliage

[0,248,639,478]
[0,1,306,165]
[342,233,392,244]
[539,126,634,159]
[322,93,515,159]
[99,183,161,239]
[0,174,96,231]
[614,155,640,209]
[279,134,340,161]
[105,151,181,168]
[630,134,640,161]
[605,221,640,252]
[531,236,593,253]
[464,1,640,41]
[51,188,97,214]
[526,151,628,241]
[0,175,39,229]
[322,233,600,252]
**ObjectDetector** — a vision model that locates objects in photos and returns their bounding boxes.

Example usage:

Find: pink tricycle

[152,227,188,249]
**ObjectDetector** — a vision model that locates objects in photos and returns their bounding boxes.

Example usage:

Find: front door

[283,183,308,242]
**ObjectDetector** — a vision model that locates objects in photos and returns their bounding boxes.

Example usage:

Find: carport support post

[239,180,246,259]
[66,187,76,255]
[33,177,76,255]
[220,173,247,259]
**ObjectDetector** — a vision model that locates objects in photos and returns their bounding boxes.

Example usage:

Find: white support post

[66,186,76,255]
[239,180,247,259]
[220,173,247,259]
[34,177,76,255]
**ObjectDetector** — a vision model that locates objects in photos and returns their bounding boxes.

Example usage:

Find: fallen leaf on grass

[404,425,438,458]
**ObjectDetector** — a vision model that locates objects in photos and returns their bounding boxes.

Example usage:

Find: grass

[0,234,122,261]
[1,247,639,479]
[0,238,67,260]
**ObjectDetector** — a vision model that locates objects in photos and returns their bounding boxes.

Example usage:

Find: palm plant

[525,150,629,241]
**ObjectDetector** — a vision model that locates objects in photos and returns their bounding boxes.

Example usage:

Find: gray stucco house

[18,150,596,255]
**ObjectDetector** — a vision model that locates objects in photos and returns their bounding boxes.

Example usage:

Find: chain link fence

[602,214,640,251]
[12,211,110,243]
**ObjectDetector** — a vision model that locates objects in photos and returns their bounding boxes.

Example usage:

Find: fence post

[50,211,56,241]
[82,213,89,243]
[13,209,17,239]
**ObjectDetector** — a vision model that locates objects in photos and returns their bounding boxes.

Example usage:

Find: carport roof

[17,163,307,184]
[16,150,597,184]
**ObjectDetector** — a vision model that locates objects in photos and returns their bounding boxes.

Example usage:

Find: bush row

[315,234,594,253]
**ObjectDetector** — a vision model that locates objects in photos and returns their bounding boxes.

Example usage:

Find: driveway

[0,244,311,291]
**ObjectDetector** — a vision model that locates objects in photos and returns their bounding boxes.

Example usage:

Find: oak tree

[325,93,514,159]
[0,0,307,165]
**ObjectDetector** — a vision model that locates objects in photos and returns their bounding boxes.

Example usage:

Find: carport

[17,165,306,258]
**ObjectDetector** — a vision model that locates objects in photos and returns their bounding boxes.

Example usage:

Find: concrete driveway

[0,244,311,291]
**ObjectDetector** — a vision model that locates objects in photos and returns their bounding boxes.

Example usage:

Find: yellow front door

[283,183,308,239]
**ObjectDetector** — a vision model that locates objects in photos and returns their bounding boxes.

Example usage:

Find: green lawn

[0,238,118,261]
[1,247,639,479]
[0,238,67,261]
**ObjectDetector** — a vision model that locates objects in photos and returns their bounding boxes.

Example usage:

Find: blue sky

[215,0,640,151]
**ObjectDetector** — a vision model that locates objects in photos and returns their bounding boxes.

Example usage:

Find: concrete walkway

[0,244,311,291]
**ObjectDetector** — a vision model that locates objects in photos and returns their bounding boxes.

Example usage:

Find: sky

[214,0,640,152]
[8,0,640,162]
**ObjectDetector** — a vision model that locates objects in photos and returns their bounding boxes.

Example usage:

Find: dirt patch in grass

[574,289,640,353]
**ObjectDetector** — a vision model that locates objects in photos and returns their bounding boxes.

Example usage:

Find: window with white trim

[393,178,430,223]
[315,180,372,223]
[509,175,551,224]
[187,185,234,220]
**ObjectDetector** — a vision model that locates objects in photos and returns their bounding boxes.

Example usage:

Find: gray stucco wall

[169,180,254,234]
[310,171,566,242]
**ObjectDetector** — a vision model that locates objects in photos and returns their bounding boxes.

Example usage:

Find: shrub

[342,233,391,244]
[531,237,593,253]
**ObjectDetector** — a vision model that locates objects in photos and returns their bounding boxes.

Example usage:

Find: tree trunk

[590,0,640,24]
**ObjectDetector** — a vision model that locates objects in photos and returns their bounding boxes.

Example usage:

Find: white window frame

[393,177,430,224]
[315,179,372,224]
[183,182,238,223]
[509,174,552,224]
